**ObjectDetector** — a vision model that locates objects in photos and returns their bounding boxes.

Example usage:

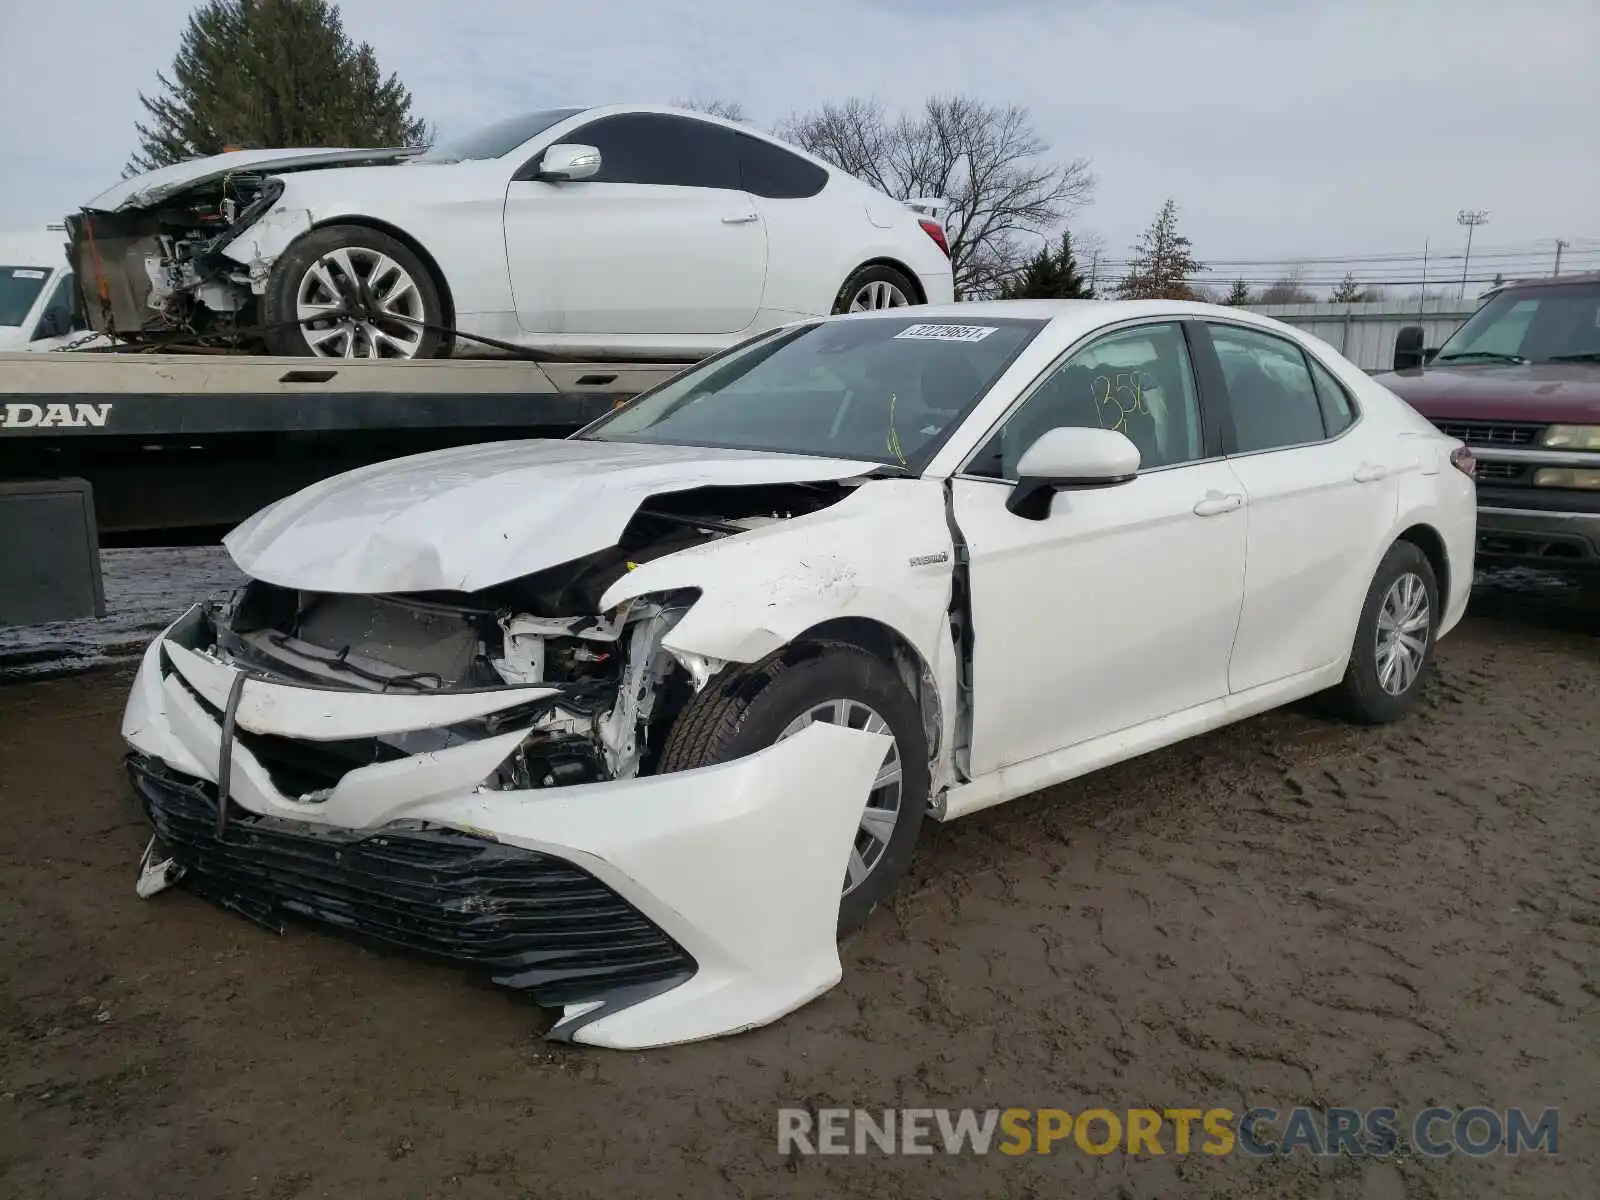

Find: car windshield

[1434,281,1600,364]
[579,315,1046,468]
[415,108,587,163]
[0,266,51,326]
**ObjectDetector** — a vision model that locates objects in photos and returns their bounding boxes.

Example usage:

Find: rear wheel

[655,642,929,935]
[261,224,447,358]
[1332,540,1439,724]
[831,264,920,314]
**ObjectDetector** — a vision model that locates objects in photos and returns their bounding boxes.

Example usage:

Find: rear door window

[1207,324,1328,453]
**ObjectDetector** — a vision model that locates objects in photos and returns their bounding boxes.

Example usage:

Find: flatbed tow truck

[0,349,690,626]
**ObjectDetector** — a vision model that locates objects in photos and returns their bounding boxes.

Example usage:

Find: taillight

[1449,445,1476,477]
[918,218,950,258]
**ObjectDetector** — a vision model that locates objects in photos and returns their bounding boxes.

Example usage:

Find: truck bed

[0,351,685,437]
[0,350,693,625]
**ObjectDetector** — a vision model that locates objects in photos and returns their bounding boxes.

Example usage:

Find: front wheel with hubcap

[655,642,929,936]
[831,264,920,314]
[261,224,448,359]
[1332,539,1440,724]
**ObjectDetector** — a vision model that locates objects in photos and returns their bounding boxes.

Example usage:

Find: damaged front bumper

[122,605,891,1049]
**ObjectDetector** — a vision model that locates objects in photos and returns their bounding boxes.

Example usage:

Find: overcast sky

[2,0,1597,286]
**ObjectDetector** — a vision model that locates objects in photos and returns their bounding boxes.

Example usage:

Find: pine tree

[1223,279,1252,306]
[998,229,1093,299]
[1114,198,1204,300]
[128,0,428,174]
[1329,272,1366,303]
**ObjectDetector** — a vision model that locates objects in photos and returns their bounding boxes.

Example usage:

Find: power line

[1085,238,1596,269]
[1090,246,1596,270]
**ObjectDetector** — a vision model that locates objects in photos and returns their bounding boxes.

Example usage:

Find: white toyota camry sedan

[67,104,954,360]
[121,300,1477,1048]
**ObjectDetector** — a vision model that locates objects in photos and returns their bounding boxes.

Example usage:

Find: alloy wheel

[295,247,427,359]
[849,280,911,311]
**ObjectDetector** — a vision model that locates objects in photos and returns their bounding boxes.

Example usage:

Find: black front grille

[1475,461,1528,483]
[1434,420,1543,448]
[128,755,696,1008]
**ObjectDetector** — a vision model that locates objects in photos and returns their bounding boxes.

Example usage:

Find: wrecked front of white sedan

[121,446,961,1048]
[119,311,1048,1047]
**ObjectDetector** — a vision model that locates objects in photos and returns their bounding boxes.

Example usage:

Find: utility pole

[1553,239,1568,277]
[1456,209,1488,299]
[1089,251,1099,295]
[1417,238,1429,321]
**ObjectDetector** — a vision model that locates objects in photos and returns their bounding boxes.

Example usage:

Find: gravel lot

[2,568,1595,1199]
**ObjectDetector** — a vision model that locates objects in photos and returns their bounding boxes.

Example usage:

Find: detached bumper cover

[128,755,696,1008]
[122,608,892,1048]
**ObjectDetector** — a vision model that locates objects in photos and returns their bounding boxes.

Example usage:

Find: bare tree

[776,95,1094,297]
[1255,266,1316,305]
[673,96,748,122]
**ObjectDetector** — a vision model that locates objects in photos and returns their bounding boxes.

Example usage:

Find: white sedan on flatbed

[68,104,955,360]
[122,299,1477,1047]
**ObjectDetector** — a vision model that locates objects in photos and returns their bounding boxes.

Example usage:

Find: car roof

[804,297,1316,348]
[1483,269,1600,297]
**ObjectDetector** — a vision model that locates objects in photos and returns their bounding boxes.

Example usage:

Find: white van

[0,230,106,351]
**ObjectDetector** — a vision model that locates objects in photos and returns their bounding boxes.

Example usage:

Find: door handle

[721,212,759,224]
[1353,463,1389,483]
[1193,492,1243,517]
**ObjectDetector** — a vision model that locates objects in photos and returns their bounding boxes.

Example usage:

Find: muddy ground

[2,569,1596,1199]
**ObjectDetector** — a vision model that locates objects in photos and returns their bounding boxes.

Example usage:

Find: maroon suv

[1372,271,1600,572]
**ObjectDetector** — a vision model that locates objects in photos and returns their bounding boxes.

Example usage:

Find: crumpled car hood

[83,146,421,212]
[224,438,880,594]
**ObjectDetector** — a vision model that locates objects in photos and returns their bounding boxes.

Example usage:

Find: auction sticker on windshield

[893,323,997,342]
[12,269,47,279]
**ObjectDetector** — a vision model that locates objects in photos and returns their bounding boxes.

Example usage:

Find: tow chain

[54,329,115,353]
[48,305,701,366]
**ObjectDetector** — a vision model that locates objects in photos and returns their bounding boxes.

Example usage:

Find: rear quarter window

[738,133,828,199]
[1307,354,1359,436]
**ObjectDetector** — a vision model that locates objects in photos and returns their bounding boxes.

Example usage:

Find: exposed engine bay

[68,173,281,342]
[65,151,409,346]
[194,482,853,796]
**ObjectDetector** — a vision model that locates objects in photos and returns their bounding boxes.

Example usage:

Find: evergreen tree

[1114,198,1204,300]
[128,0,428,173]
[998,229,1093,299]
[1329,272,1367,303]
[1223,279,1253,306]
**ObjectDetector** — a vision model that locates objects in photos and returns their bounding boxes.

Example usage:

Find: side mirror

[1393,325,1426,371]
[536,143,601,182]
[1005,426,1140,520]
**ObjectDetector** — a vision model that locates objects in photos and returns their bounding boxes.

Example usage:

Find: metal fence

[1243,298,1478,372]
